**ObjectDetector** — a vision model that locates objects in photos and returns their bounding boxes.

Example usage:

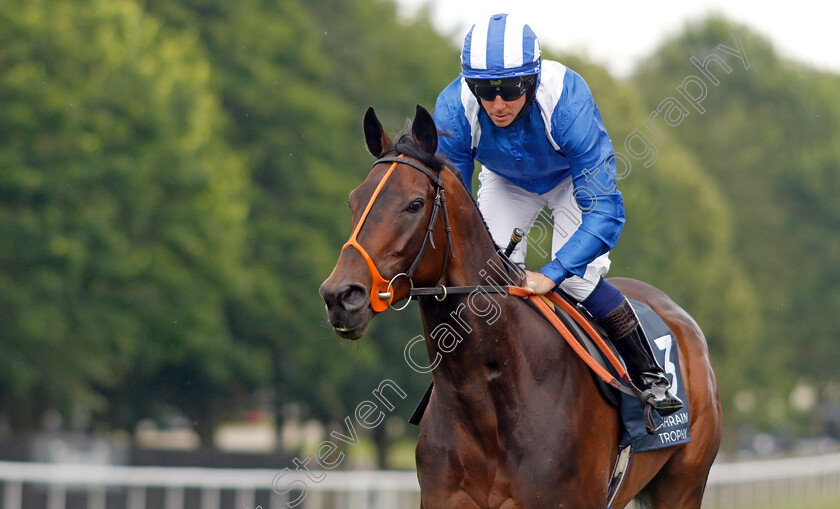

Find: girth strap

[523,288,661,434]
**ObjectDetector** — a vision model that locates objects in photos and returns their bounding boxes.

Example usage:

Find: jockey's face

[480,94,528,127]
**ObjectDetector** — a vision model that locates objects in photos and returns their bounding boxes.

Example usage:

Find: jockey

[433,13,682,415]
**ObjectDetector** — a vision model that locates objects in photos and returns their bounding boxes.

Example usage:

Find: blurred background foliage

[1,0,838,464]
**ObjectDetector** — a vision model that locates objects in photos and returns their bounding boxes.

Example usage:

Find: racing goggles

[466,76,535,101]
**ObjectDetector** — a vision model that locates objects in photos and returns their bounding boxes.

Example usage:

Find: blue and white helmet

[460,13,541,80]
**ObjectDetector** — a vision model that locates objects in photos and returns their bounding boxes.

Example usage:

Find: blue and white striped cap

[460,13,541,79]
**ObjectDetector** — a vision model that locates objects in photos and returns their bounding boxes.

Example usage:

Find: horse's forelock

[381,133,446,174]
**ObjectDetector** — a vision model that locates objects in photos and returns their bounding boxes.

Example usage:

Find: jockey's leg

[583,279,684,415]
[541,179,683,415]
[476,168,546,267]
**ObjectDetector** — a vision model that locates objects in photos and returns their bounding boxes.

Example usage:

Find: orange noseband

[341,157,402,312]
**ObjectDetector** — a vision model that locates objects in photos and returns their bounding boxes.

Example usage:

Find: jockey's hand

[523,270,557,295]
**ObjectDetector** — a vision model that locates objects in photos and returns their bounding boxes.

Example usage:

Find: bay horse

[320,105,722,508]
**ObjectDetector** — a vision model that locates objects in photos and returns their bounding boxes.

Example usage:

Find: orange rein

[508,286,633,388]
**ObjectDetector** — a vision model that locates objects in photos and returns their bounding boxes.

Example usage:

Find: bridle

[341,154,454,312]
[342,153,523,312]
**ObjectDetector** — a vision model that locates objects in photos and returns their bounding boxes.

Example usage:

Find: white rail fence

[0,453,839,509]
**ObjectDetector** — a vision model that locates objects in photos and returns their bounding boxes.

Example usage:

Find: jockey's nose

[490,95,506,110]
[320,281,367,312]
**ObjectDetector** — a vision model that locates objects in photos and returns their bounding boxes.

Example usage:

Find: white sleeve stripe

[535,61,568,152]
[459,78,482,149]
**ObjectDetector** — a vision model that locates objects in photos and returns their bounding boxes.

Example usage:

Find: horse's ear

[411,104,438,156]
[364,107,391,157]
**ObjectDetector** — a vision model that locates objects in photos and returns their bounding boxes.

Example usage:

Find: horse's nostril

[337,283,367,310]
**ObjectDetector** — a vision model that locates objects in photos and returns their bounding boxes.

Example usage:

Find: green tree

[140,0,461,465]
[0,0,264,439]
[633,17,840,430]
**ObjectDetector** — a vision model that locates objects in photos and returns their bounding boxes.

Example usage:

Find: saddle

[533,291,692,455]
[518,289,691,453]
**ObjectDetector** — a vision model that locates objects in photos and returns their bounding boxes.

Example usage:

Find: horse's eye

[407,199,425,213]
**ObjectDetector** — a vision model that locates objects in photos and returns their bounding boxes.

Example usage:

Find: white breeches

[476,168,611,301]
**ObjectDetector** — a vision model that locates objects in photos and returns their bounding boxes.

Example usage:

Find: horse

[320,105,722,508]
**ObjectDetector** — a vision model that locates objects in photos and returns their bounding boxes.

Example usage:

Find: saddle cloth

[553,297,691,452]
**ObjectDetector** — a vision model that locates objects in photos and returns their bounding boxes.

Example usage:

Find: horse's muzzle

[319,280,372,339]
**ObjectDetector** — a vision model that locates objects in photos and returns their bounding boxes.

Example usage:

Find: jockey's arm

[537,96,625,287]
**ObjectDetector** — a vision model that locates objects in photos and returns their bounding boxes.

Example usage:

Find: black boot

[596,299,683,416]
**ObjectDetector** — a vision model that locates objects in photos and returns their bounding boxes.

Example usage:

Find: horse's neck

[414,177,599,451]
[417,293,525,371]
[417,173,576,402]
[438,174,511,289]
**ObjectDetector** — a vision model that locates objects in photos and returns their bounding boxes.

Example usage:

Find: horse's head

[320,105,452,339]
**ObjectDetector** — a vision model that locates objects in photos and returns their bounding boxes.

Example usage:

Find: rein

[411,282,657,431]
[414,284,639,396]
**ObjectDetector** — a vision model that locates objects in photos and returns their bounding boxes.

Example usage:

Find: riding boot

[596,299,684,416]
